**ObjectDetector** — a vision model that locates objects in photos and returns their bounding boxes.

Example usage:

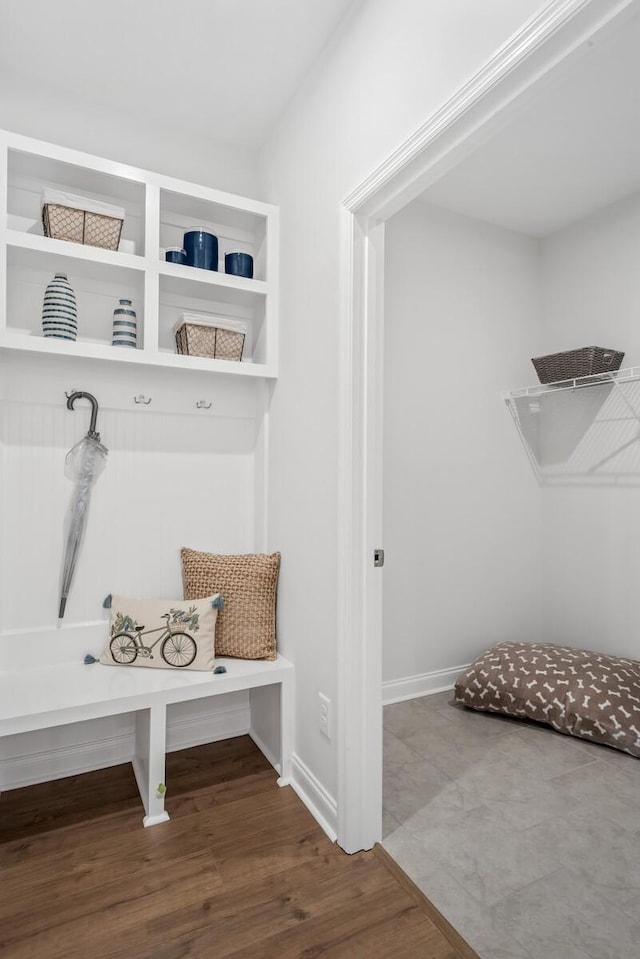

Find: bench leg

[133,705,170,827]
[277,673,293,787]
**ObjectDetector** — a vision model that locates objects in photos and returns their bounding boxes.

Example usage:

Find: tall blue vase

[42,273,77,340]
[183,229,218,270]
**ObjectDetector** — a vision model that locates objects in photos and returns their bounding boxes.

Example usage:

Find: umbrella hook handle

[66,391,99,437]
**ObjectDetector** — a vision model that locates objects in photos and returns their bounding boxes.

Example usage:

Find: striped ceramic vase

[112,298,137,348]
[42,273,77,340]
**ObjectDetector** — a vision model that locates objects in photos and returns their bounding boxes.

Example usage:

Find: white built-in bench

[0,629,294,827]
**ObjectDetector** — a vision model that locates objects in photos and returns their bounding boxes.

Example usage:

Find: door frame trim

[335,0,637,853]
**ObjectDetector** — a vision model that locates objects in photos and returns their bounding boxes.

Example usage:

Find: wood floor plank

[216,887,432,959]
[0,735,478,959]
[2,849,221,948]
[149,853,386,955]
[0,763,141,841]
[0,750,287,867]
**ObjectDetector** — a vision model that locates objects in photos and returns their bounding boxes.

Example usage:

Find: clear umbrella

[58,391,108,619]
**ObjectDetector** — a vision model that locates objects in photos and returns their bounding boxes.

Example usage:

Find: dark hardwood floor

[0,736,478,958]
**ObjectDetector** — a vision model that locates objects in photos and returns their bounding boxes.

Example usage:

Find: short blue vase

[112,298,137,348]
[225,252,254,279]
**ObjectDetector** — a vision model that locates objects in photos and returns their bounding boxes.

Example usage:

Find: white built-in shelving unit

[0,131,286,795]
[0,130,278,378]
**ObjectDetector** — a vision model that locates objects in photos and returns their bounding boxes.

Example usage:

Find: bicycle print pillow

[99,593,223,671]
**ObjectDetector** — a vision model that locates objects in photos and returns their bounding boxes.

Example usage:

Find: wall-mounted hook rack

[134,394,152,405]
[196,400,213,409]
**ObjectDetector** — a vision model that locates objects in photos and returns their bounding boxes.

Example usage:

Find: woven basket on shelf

[531,346,624,384]
[41,188,125,251]
[42,204,123,251]
[175,321,245,361]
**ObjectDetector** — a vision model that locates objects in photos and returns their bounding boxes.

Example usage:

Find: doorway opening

[337,0,639,855]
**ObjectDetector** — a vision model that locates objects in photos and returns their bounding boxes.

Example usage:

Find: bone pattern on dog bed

[454,642,640,758]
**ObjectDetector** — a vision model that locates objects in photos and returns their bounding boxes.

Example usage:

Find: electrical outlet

[318,692,332,740]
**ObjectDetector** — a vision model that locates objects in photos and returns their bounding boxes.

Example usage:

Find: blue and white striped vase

[42,273,77,340]
[112,298,137,348]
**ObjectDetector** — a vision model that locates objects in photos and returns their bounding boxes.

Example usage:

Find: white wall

[382,201,542,688]
[0,81,258,197]
[259,0,547,801]
[380,181,640,692]
[539,191,640,657]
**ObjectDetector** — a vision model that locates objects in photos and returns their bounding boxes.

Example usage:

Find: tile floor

[382,690,640,959]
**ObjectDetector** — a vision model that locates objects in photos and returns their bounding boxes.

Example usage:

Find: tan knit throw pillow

[181,549,280,660]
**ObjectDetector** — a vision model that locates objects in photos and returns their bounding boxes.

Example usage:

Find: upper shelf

[504,367,640,485]
[504,366,640,401]
[0,129,279,379]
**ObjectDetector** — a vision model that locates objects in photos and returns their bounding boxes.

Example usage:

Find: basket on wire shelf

[41,189,125,251]
[531,346,624,384]
[174,313,247,362]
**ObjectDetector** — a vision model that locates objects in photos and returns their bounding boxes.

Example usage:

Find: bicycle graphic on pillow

[110,606,200,668]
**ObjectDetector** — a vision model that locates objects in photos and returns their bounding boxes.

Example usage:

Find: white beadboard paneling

[0,357,262,631]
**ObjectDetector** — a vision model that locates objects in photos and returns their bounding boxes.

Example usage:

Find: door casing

[336,0,638,853]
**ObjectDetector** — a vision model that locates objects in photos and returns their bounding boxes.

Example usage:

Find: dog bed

[454,641,640,758]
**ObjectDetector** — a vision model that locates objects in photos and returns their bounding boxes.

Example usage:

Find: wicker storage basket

[531,346,624,384]
[174,314,246,362]
[41,189,124,251]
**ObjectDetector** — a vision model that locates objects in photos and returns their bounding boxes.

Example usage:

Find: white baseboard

[290,752,338,842]
[2,732,134,789]
[382,663,468,705]
[166,703,249,753]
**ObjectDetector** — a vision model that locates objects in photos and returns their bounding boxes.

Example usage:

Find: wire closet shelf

[503,366,640,486]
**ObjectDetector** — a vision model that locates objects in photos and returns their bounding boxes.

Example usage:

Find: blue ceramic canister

[183,229,218,271]
[225,252,254,279]
[165,246,187,265]
[42,272,77,340]
[112,298,137,348]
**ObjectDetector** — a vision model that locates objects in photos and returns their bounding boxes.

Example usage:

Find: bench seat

[0,653,294,826]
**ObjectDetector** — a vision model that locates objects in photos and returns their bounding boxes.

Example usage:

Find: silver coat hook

[196,400,212,409]
[134,394,152,405]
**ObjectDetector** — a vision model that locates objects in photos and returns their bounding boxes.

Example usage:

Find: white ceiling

[0,0,358,150]
[421,9,640,237]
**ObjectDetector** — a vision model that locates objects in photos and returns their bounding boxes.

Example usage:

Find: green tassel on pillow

[211,594,224,609]
[103,594,112,609]
[84,654,99,664]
